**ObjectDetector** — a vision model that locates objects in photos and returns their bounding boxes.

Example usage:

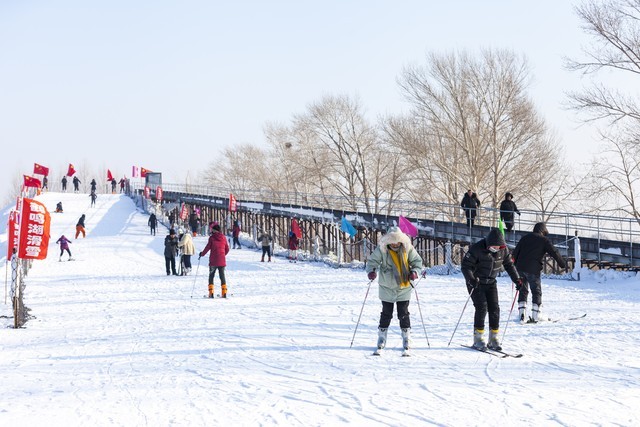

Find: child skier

[365,226,423,355]
[56,235,73,261]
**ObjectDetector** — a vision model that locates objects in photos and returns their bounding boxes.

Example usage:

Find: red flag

[107,169,114,181]
[229,193,237,212]
[23,175,42,188]
[7,210,19,258]
[18,198,51,260]
[140,167,150,178]
[291,218,301,239]
[67,163,76,176]
[398,215,418,238]
[33,163,49,176]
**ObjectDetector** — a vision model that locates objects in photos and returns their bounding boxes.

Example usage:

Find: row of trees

[204,0,640,224]
[203,48,577,218]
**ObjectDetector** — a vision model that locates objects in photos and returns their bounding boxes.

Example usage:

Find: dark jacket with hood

[512,222,567,275]
[461,192,481,217]
[164,231,179,258]
[499,193,520,221]
[461,229,520,285]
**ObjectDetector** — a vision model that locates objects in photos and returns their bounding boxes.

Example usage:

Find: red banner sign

[7,210,19,258]
[229,193,237,212]
[144,186,150,199]
[156,186,163,201]
[180,203,188,220]
[18,198,51,260]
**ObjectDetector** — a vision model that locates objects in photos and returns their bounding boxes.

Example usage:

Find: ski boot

[221,284,228,298]
[208,284,214,298]
[518,302,527,322]
[487,329,502,351]
[376,328,388,350]
[473,329,487,351]
[529,303,541,323]
[401,328,412,350]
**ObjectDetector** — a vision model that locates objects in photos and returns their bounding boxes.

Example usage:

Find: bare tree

[396,49,559,217]
[567,0,640,222]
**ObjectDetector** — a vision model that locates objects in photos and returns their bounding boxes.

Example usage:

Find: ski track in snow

[1,193,639,426]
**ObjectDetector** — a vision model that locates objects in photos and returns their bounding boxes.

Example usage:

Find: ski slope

[1,192,639,426]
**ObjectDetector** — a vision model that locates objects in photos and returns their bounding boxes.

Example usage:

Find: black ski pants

[378,300,411,329]
[165,256,177,275]
[208,266,226,284]
[467,282,500,330]
[518,272,542,306]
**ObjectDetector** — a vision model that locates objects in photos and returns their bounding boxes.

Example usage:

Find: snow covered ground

[1,192,639,426]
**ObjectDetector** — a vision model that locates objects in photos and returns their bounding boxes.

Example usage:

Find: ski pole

[411,282,430,348]
[190,257,202,299]
[448,286,475,346]
[501,289,519,344]
[350,278,375,348]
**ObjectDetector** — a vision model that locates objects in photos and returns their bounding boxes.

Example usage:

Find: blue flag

[340,217,357,237]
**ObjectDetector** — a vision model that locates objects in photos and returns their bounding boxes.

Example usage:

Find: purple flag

[398,216,418,238]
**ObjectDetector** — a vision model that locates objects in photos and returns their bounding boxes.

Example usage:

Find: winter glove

[367,271,377,281]
[517,211,521,216]
[409,271,419,281]
[467,278,479,290]
[515,279,523,291]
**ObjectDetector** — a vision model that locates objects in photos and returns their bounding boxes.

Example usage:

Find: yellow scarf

[388,246,411,288]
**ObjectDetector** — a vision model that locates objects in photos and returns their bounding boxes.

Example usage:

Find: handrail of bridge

[134,182,640,249]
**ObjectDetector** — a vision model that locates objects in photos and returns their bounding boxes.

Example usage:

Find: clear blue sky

[0,1,606,203]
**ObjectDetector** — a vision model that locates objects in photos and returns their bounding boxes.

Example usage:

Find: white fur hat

[379,226,412,253]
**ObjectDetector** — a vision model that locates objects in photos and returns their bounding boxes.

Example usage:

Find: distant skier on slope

[461,228,521,351]
[365,226,423,354]
[56,235,73,261]
[75,214,86,239]
[199,223,229,298]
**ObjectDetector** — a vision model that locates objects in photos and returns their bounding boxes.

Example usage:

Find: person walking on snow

[460,189,481,227]
[164,228,179,276]
[199,223,230,298]
[61,176,68,192]
[512,222,567,323]
[111,179,116,193]
[178,227,196,275]
[232,220,242,249]
[461,228,521,351]
[189,211,200,236]
[90,179,97,193]
[73,176,81,193]
[148,213,158,236]
[90,191,97,207]
[288,231,299,262]
[56,235,72,261]
[499,192,520,232]
[75,214,86,239]
[365,226,424,353]
[258,229,273,262]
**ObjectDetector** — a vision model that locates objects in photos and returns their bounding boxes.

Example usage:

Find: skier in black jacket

[499,192,520,231]
[512,222,567,323]
[164,229,179,276]
[461,229,521,351]
[460,190,481,227]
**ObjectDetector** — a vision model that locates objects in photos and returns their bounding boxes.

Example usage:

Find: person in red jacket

[232,220,241,249]
[199,223,230,298]
[288,230,299,262]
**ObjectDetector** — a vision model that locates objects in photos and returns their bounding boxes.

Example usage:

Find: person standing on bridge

[461,190,481,227]
[499,192,520,232]
[512,222,567,323]
[461,228,521,351]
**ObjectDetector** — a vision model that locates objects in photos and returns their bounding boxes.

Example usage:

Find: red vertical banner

[229,193,237,212]
[144,186,150,199]
[7,211,19,258]
[18,198,51,260]
[180,203,188,221]
[156,186,163,202]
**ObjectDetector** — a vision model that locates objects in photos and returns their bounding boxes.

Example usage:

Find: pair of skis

[460,344,523,358]
[372,347,411,357]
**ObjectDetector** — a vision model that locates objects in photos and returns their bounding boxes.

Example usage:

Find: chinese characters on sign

[18,198,51,260]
